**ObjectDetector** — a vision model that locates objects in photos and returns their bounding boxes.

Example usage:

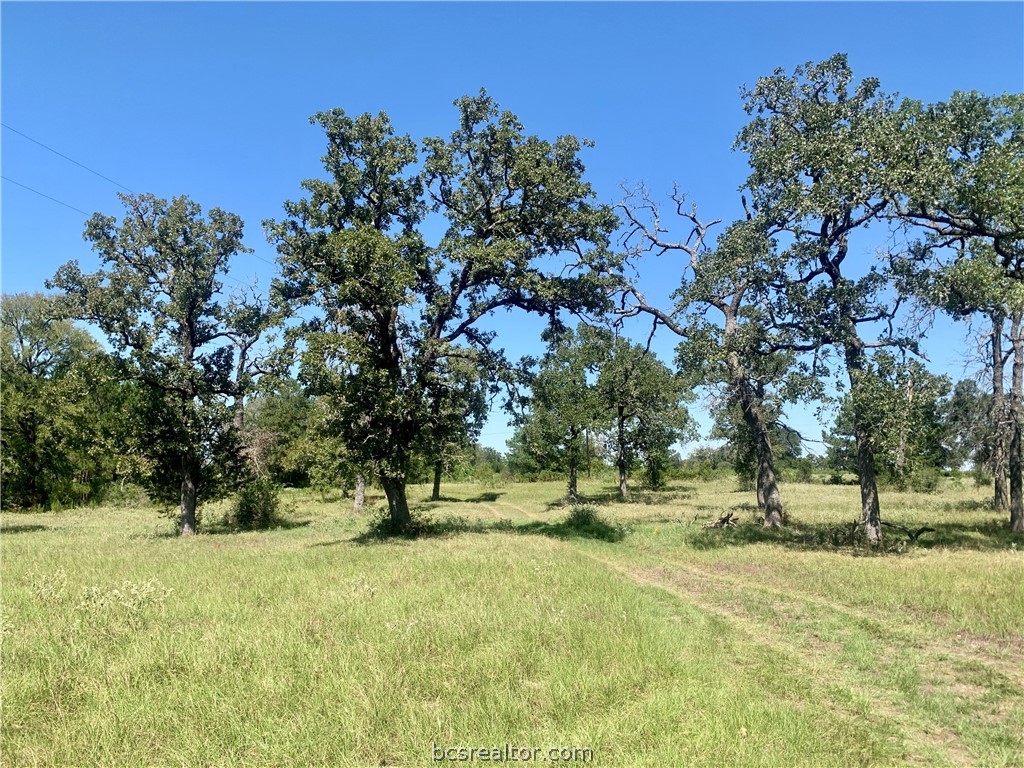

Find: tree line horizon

[2,54,1021,543]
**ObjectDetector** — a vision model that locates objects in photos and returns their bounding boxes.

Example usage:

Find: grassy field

[2,476,1022,767]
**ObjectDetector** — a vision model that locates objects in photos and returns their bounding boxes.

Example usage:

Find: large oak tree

[49,193,258,535]
[266,93,618,529]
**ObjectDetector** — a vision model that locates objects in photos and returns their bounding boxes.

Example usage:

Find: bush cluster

[231,479,284,530]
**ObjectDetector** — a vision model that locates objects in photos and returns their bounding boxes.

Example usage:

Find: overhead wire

[1,175,89,215]
[2,172,251,289]
[3,123,276,281]
[2,122,134,192]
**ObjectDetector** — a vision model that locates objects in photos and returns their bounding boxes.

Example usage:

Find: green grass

[2,477,1022,766]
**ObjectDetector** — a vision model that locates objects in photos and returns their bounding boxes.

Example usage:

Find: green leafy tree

[0,293,125,509]
[890,91,1024,526]
[267,93,618,528]
[893,92,1024,274]
[512,327,607,500]
[912,246,1024,528]
[824,351,952,489]
[49,193,257,535]
[594,329,694,498]
[736,54,914,545]
[944,379,995,475]
[243,377,316,486]
[421,355,489,501]
[619,198,811,526]
[710,400,804,493]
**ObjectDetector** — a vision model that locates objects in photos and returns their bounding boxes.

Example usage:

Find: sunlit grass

[2,475,1021,766]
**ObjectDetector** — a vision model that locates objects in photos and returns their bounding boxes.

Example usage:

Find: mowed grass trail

[2,478,1022,767]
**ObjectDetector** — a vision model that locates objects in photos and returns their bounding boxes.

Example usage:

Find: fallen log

[703,511,738,528]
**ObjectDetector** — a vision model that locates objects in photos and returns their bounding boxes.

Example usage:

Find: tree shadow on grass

[543,485,698,510]
[352,504,626,545]
[0,524,48,534]
[427,491,504,504]
[681,517,1020,554]
[203,518,313,535]
[942,498,998,514]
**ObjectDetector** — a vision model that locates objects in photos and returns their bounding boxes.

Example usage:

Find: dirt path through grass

[581,548,1023,767]
[494,500,544,521]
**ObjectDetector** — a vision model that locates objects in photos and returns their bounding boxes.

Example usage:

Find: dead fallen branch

[880,520,936,542]
[703,511,738,529]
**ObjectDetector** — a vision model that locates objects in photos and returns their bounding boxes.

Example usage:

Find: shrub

[562,505,627,542]
[784,458,816,483]
[102,483,151,509]
[362,505,436,539]
[231,479,283,530]
[906,467,942,493]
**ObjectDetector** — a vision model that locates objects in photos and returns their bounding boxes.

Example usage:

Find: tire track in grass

[494,500,544,522]
[480,504,506,521]
[582,550,1001,767]
[607,549,1024,691]
[623,549,1024,711]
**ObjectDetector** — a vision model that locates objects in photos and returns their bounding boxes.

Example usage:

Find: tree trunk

[1009,312,1024,533]
[179,462,197,536]
[1010,421,1023,533]
[431,460,442,502]
[755,454,767,510]
[735,377,784,528]
[568,461,579,502]
[853,418,883,545]
[353,474,365,514]
[616,405,628,501]
[756,450,784,528]
[379,475,411,529]
[232,397,245,432]
[991,312,1010,512]
[846,350,882,546]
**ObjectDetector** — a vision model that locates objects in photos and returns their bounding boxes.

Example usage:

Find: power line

[2,175,89,215]
[3,124,276,275]
[3,175,253,290]
[2,123,134,193]
[249,252,277,266]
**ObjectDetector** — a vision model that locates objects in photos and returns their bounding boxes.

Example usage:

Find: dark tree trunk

[232,397,245,432]
[431,460,442,502]
[846,346,882,546]
[379,475,411,529]
[1010,423,1023,533]
[991,312,1010,512]
[755,455,767,510]
[568,461,579,502]
[1009,312,1024,533]
[756,449,784,528]
[616,405,629,501]
[353,474,365,514]
[735,377,784,528]
[853,419,883,545]
[180,461,197,536]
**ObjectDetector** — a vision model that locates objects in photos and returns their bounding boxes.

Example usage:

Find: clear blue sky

[3,2,1022,453]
